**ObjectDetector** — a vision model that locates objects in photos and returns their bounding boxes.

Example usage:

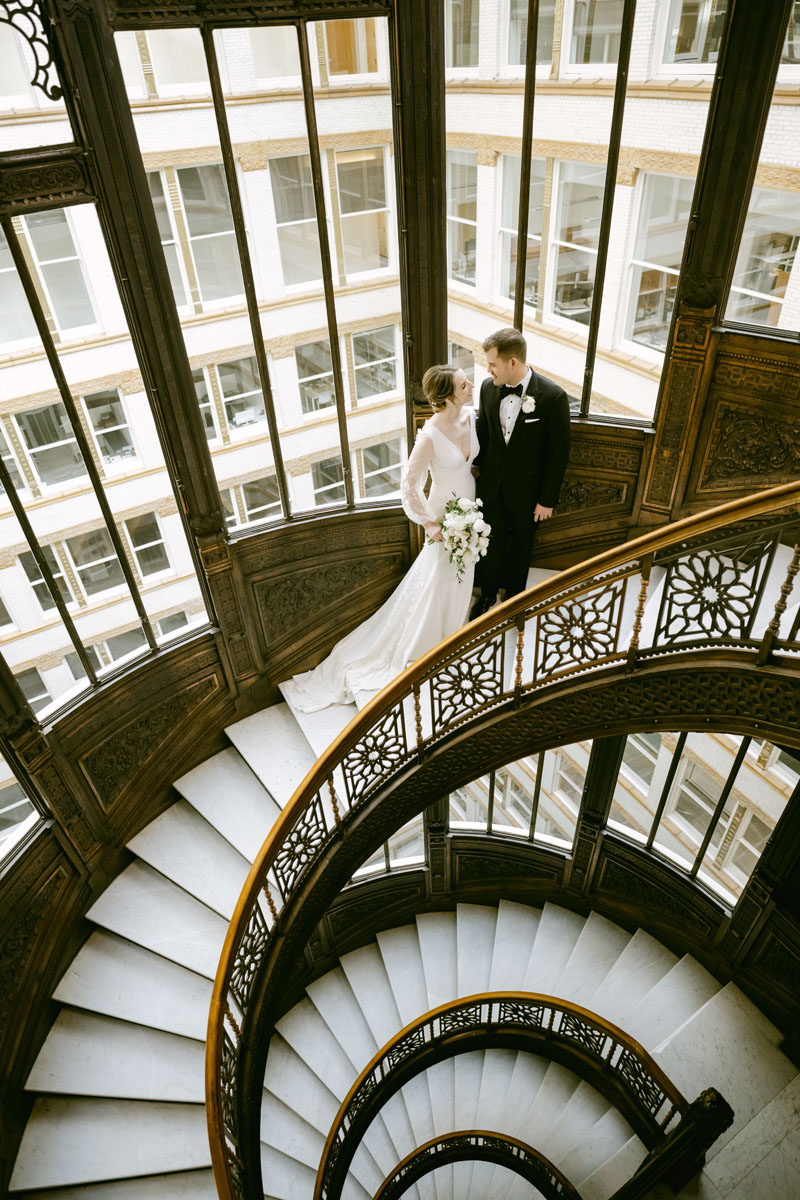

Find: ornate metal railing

[317,993,689,1200]
[207,480,800,1200]
[375,1129,581,1200]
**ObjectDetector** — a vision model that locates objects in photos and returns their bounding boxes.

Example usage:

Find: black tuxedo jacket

[475,369,571,510]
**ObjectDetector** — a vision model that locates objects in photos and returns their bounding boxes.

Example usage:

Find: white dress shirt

[499,366,532,444]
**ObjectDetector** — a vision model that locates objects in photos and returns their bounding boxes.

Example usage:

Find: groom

[472,327,571,618]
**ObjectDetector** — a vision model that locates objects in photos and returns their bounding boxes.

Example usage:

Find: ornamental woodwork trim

[0,147,93,215]
[700,403,800,489]
[109,0,391,27]
[558,477,628,515]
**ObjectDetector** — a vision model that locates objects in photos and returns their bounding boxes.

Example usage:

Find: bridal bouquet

[437,496,491,583]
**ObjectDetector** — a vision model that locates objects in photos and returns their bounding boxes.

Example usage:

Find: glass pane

[450,773,491,829]
[312,456,345,506]
[337,148,386,213]
[664,0,728,65]
[0,753,38,859]
[652,733,743,870]
[388,815,425,866]
[534,741,591,849]
[571,0,624,65]
[491,757,537,836]
[66,528,126,595]
[242,476,281,523]
[250,27,301,81]
[509,0,556,67]
[16,402,87,488]
[725,186,800,329]
[0,230,38,345]
[609,731,671,839]
[324,19,380,76]
[105,627,148,660]
[147,29,209,92]
[363,438,402,496]
[341,211,388,274]
[446,0,479,67]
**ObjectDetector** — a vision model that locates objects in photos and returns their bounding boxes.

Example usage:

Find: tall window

[147,172,189,309]
[19,547,74,611]
[508,0,556,67]
[569,0,624,66]
[627,173,694,350]
[0,428,24,493]
[312,457,345,505]
[125,514,170,576]
[217,357,266,428]
[446,150,477,286]
[336,148,389,275]
[550,161,606,325]
[499,154,545,306]
[0,229,37,344]
[663,0,727,67]
[270,154,323,286]
[250,27,301,82]
[352,327,397,399]
[362,438,402,497]
[296,341,336,414]
[84,390,136,465]
[16,403,86,488]
[242,477,281,524]
[146,29,209,95]
[22,210,96,332]
[324,19,379,76]
[175,165,243,303]
[14,667,51,715]
[192,368,218,441]
[448,341,475,382]
[725,186,800,329]
[446,0,479,67]
[65,529,125,596]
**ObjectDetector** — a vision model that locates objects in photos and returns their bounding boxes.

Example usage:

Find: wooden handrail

[313,991,688,1200]
[206,478,800,1200]
[375,1129,581,1200]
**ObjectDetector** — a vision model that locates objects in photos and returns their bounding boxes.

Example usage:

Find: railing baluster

[514,614,525,701]
[627,553,654,669]
[756,542,800,664]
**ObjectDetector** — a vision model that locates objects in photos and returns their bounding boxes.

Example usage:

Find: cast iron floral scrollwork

[386,1023,425,1069]
[535,578,625,675]
[439,1001,483,1034]
[654,533,774,646]
[273,793,328,895]
[1,1,62,100]
[219,1030,240,1150]
[228,906,270,1011]
[497,999,548,1029]
[342,703,407,808]
[616,1046,668,1117]
[431,635,504,727]
[557,1011,606,1057]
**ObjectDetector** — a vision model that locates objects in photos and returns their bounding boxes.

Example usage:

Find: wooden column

[642,0,796,521]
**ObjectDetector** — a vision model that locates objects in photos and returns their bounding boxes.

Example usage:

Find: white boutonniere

[521,396,537,414]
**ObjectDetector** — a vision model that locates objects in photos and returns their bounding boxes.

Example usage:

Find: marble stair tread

[416,911,458,1009]
[9,1097,210,1191]
[496,1052,548,1135]
[521,902,585,995]
[261,1090,383,1195]
[702,1072,800,1198]
[278,681,357,758]
[12,1168,218,1199]
[587,928,680,1027]
[86,860,227,980]
[339,942,404,1045]
[305,966,379,1072]
[554,910,632,1008]
[619,954,721,1050]
[524,1061,582,1145]
[653,983,798,1154]
[25,1010,204,1101]
[488,899,542,991]
[225,702,318,805]
[474,1047,520,1133]
[456,903,498,996]
[53,931,211,1040]
[376,923,430,1024]
[173,746,281,862]
[260,1142,329,1200]
[262,1035,339,1136]
[578,1135,648,1200]
[452,1048,486,1131]
[274,996,357,1099]
[127,799,250,919]
[395,1071,436,1146]
[425,1057,456,1136]
[549,1089,634,1176]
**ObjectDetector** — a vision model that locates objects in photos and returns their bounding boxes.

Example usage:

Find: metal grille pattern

[342,703,407,808]
[536,577,627,676]
[228,906,269,1011]
[431,634,505,727]
[273,793,328,895]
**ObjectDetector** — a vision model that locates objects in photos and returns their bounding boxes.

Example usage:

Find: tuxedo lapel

[506,368,538,450]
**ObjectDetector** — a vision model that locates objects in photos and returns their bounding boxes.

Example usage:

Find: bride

[281,363,479,712]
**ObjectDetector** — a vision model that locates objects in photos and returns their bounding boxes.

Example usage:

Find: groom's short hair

[483,327,527,361]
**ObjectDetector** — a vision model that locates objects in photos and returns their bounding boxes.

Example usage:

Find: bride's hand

[425,521,444,542]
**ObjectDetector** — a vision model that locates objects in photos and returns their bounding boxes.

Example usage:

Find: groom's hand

[533,504,553,522]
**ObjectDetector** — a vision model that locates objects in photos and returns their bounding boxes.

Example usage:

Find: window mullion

[690,737,752,878]
[0,214,157,653]
[297,21,355,508]
[0,453,97,684]
[647,730,688,850]
[513,0,540,331]
[200,27,292,521]
[579,0,637,418]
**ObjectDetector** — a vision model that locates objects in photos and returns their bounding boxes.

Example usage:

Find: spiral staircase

[7,494,800,1199]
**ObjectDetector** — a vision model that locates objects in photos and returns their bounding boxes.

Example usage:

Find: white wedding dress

[282,409,479,712]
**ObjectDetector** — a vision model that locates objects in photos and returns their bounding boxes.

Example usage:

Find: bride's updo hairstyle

[422,363,458,410]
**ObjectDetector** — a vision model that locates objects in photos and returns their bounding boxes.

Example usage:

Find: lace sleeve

[401,428,437,526]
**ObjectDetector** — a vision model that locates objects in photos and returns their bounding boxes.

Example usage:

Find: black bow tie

[499,384,524,398]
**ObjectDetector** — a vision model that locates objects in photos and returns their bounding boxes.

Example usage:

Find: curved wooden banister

[315,992,689,1200]
[375,1129,582,1200]
[207,479,800,1200]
